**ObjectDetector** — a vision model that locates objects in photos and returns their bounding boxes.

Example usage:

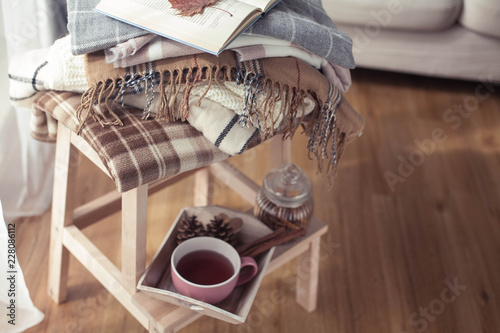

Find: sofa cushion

[323,0,463,31]
[337,23,500,83]
[460,0,500,38]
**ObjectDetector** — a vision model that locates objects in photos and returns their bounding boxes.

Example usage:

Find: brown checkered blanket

[33,91,260,192]
[33,90,364,192]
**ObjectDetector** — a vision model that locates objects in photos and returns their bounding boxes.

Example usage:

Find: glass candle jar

[254,163,313,230]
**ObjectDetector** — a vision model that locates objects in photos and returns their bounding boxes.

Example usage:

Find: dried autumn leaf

[169,0,220,17]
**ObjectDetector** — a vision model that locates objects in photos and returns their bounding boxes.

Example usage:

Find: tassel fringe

[304,86,344,189]
[75,64,343,185]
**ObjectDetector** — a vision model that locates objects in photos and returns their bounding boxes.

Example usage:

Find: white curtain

[0,0,67,221]
[0,201,44,332]
[0,1,68,331]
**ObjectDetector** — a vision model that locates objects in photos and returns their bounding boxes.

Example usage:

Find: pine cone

[177,215,206,245]
[206,216,238,246]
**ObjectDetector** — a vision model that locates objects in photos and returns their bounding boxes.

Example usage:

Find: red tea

[175,250,234,285]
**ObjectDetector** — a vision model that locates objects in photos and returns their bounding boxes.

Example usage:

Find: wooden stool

[48,122,328,332]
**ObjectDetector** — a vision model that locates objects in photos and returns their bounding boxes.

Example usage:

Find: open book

[95,0,281,55]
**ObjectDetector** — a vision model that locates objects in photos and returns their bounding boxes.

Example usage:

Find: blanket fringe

[75,64,309,137]
[303,85,343,189]
[75,65,343,186]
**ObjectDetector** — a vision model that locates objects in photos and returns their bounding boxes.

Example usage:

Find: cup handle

[236,256,258,286]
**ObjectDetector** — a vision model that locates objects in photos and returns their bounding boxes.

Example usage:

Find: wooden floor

[17,69,500,333]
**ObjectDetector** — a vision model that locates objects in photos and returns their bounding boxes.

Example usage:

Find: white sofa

[324,0,500,83]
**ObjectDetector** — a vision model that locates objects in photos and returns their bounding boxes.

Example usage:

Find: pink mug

[171,237,258,304]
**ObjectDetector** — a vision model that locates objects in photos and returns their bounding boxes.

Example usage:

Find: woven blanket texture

[9,38,364,185]
[67,0,355,69]
[33,91,244,192]
[80,49,348,178]
[31,90,363,192]
[8,36,316,156]
[104,34,352,92]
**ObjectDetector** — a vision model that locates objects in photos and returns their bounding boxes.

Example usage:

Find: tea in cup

[171,237,258,304]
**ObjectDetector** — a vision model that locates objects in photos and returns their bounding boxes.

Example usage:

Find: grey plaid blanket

[68,0,355,69]
[33,91,257,192]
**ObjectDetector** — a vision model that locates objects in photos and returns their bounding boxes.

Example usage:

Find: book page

[237,0,277,12]
[96,0,259,53]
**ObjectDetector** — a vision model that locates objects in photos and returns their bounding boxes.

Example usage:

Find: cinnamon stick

[237,227,306,258]
[236,227,287,255]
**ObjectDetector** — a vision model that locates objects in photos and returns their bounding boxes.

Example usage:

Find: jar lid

[262,163,313,208]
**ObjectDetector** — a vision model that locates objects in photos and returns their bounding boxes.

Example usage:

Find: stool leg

[295,237,320,312]
[193,167,211,206]
[122,185,148,294]
[48,124,79,303]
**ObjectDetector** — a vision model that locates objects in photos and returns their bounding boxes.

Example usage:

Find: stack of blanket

[8,0,364,192]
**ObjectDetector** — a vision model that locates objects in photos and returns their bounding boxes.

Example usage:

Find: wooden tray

[137,205,275,324]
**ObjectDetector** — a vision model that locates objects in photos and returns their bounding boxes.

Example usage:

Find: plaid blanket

[11,37,365,186]
[28,88,263,157]
[105,35,290,67]
[7,36,310,155]
[33,91,244,192]
[105,34,157,64]
[121,88,263,155]
[104,34,351,92]
[31,89,363,192]
[81,50,345,170]
[82,49,364,181]
[7,36,308,156]
[10,37,360,180]
[67,0,355,69]
[233,43,351,93]
[31,104,58,142]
